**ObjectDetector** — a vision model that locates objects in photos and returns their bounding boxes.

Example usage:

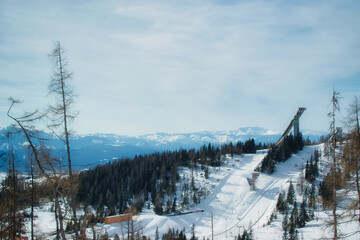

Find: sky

[0,0,360,136]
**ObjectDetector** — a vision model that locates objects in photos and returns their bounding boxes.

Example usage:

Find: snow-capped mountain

[0,126,325,171]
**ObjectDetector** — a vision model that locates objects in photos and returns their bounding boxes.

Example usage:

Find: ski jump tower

[275,107,306,146]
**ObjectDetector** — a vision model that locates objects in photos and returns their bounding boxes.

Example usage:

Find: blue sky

[1,0,359,136]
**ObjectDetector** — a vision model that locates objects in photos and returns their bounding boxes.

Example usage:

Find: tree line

[257,133,304,174]
[77,139,264,216]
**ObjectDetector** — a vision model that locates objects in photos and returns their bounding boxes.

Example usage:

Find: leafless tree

[48,41,79,239]
[0,138,24,240]
[7,98,67,239]
[325,87,341,239]
[341,96,360,227]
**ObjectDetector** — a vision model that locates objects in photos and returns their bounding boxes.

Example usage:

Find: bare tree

[7,98,67,239]
[345,96,360,133]
[6,100,46,239]
[48,41,79,238]
[326,87,341,239]
[2,137,25,240]
[342,96,360,226]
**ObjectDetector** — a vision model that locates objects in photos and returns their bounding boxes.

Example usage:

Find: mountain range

[0,126,326,171]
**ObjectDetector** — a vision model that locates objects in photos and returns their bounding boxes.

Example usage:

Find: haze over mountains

[0,126,325,171]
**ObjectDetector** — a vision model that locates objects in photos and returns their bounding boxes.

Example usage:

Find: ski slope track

[104,145,319,239]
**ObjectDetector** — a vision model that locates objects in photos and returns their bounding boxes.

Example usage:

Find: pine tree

[309,183,316,209]
[288,202,299,240]
[286,181,296,205]
[282,210,289,240]
[305,161,310,181]
[298,197,309,228]
[190,223,198,240]
[276,190,287,214]
[154,195,164,215]
[172,197,177,212]
[155,226,159,240]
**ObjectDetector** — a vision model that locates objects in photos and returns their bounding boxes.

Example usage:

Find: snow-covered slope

[100,144,358,240]
[111,146,316,239]
[22,144,360,239]
[0,126,325,171]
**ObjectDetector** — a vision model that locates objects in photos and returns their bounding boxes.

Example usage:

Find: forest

[257,133,304,174]
[77,139,263,216]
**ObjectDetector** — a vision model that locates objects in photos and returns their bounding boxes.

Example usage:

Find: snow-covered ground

[101,144,359,239]
[19,144,360,239]
[102,145,318,239]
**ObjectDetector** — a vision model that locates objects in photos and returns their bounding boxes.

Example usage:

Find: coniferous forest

[77,139,262,216]
[257,133,304,174]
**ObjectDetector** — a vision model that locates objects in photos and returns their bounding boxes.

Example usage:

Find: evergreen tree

[276,190,287,214]
[238,228,254,240]
[204,167,209,179]
[155,226,159,240]
[282,210,289,240]
[172,197,177,213]
[309,183,316,211]
[178,229,187,240]
[190,223,198,240]
[305,160,310,181]
[286,181,296,205]
[288,202,299,240]
[298,198,309,228]
[258,134,304,174]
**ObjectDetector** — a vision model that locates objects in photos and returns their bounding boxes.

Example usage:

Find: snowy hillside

[83,144,356,239]
[0,126,325,171]
[122,145,318,239]
[107,144,359,239]
[19,144,360,239]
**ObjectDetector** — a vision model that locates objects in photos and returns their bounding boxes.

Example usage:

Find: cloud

[1,0,360,135]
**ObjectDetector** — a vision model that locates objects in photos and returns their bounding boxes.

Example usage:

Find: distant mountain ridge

[0,126,325,171]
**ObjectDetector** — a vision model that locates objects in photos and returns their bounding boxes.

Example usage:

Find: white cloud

[1,0,359,135]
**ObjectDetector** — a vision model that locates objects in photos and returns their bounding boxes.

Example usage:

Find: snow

[214,135,235,143]
[200,136,214,142]
[0,172,6,183]
[18,143,360,239]
[22,202,58,238]
[263,130,280,135]
[101,145,323,239]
